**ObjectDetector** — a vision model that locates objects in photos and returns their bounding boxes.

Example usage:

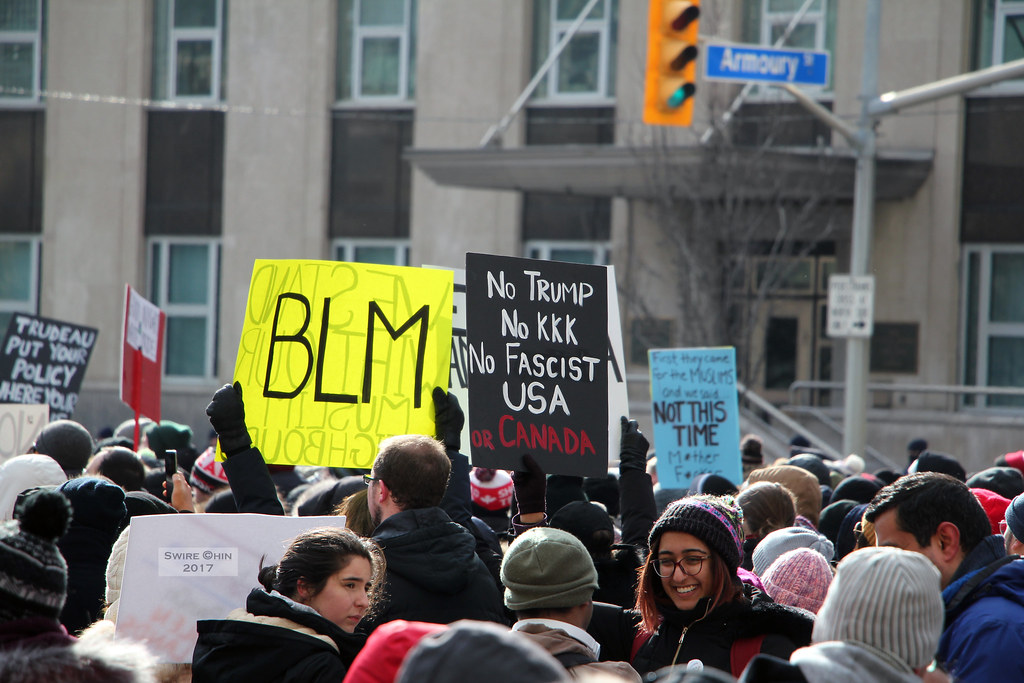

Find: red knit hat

[470,468,514,512]
[1004,451,1024,476]
[345,620,447,683]
[971,487,1011,535]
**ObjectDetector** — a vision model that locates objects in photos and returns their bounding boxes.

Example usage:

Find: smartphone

[163,449,177,501]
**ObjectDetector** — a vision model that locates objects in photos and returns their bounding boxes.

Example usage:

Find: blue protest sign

[649,347,742,490]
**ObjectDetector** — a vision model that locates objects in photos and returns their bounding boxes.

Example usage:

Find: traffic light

[643,0,700,126]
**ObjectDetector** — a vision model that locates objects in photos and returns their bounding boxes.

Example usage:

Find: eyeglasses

[651,554,709,578]
[362,474,380,487]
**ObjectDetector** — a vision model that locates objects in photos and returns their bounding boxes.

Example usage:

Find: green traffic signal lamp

[667,82,696,109]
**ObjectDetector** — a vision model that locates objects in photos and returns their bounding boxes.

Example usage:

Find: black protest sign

[466,253,608,477]
[0,313,98,420]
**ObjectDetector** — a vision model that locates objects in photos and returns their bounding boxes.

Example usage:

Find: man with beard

[360,433,507,633]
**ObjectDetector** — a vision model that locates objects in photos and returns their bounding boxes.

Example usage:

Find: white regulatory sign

[827,275,875,338]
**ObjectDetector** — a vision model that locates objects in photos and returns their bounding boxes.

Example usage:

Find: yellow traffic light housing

[643,0,700,126]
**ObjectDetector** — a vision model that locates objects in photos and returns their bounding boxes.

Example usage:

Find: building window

[336,0,416,103]
[152,0,226,102]
[742,0,834,92]
[0,110,44,233]
[961,96,1024,242]
[525,240,609,265]
[522,108,613,256]
[760,0,827,50]
[974,0,1024,68]
[149,238,220,380]
[0,0,43,102]
[333,238,409,266]
[963,246,1024,408]
[532,0,617,102]
[145,110,224,236]
[329,111,413,240]
[0,235,39,333]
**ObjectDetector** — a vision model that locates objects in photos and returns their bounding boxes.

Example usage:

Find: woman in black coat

[193,526,383,682]
[588,495,814,678]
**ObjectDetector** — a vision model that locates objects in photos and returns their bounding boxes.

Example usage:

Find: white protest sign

[125,286,162,362]
[116,513,347,663]
[606,265,629,465]
[0,403,48,462]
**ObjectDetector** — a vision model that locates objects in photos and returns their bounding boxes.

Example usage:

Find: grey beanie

[753,526,834,577]
[814,546,943,670]
[1006,492,1024,542]
[501,527,598,611]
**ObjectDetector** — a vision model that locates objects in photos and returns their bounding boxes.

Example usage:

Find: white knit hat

[752,526,834,576]
[813,546,943,670]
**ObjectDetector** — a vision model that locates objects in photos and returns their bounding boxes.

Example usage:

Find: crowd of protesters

[3,386,1024,682]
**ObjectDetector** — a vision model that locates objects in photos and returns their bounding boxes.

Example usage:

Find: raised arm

[206,382,284,516]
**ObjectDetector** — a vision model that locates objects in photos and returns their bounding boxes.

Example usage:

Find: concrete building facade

[2,0,1023,472]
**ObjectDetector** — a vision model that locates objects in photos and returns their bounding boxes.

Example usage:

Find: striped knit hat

[813,546,943,670]
[649,495,744,575]
[0,489,72,622]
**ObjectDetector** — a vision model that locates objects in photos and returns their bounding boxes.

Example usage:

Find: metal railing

[788,380,1024,412]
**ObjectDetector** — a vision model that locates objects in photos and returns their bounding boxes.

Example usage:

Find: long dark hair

[634,540,741,634]
[258,526,384,609]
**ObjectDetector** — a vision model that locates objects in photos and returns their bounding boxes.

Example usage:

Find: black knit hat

[967,466,1024,501]
[33,419,94,475]
[788,454,832,487]
[832,475,883,504]
[909,451,966,482]
[648,495,745,575]
[0,489,72,622]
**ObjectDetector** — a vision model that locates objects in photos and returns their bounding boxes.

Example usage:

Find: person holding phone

[192,527,383,682]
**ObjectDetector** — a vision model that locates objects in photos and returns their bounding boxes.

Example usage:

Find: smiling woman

[588,495,815,678]
[192,527,385,683]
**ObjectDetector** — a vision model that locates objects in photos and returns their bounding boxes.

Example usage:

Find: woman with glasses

[192,526,384,682]
[590,495,814,677]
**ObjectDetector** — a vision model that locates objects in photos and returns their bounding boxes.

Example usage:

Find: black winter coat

[192,589,365,683]
[588,595,814,676]
[359,506,509,633]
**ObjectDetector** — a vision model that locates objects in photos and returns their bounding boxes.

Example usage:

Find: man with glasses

[359,430,507,633]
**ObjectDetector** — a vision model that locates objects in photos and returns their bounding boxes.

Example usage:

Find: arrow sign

[827,275,875,339]
[704,42,829,86]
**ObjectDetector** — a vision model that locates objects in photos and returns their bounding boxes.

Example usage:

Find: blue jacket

[938,536,1024,682]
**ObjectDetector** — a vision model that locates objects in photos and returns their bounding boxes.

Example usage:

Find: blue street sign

[704,43,830,87]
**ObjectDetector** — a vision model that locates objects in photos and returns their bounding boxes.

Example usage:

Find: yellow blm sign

[232,259,453,468]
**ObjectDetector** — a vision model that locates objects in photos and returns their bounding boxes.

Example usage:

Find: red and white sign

[120,285,165,441]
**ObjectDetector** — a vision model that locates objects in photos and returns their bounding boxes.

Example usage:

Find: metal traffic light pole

[781,0,1024,459]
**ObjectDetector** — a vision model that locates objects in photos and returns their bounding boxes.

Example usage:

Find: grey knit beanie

[752,525,835,576]
[1006,492,1024,542]
[501,527,598,611]
[813,546,943,670]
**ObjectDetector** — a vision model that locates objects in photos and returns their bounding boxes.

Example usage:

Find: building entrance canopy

[405,145,932,202]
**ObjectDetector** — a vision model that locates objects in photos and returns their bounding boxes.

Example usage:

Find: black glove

[432,386,464,452]
[619,416,649,472]
[512,454,547,516]
[206,382,251,456]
